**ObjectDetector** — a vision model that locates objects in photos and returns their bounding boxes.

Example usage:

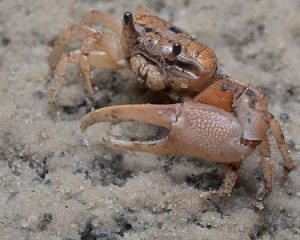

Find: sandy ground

[0,0,300,239]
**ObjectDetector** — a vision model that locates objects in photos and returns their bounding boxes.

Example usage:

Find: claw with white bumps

[81,102,254,163]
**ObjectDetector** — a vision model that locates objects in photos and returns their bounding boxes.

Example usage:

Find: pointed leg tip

[87,88,95,95]
[47,104,60,121]
[80,124,87,132]
[80,118,90,132]
[80,110,100,132]
[284,163,295,172]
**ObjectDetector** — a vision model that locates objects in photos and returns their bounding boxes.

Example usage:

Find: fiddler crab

[48,6,295,200]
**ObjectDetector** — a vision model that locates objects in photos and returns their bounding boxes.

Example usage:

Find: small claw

[81,102,252,162]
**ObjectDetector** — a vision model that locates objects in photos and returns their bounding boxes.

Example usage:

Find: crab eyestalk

[121,11,140,58]
[172,42,182,56]
[165,42,182,61]
[123,12,139,39]
[123,12,133,25]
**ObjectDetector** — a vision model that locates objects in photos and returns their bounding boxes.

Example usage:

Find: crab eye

[123,12,133,25]
[172,42,182,56]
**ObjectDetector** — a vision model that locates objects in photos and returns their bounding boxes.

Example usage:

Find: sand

[0,0,299,239]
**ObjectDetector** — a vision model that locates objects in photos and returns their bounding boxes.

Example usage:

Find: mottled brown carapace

[121,11,217,93]
[48,6,294,200]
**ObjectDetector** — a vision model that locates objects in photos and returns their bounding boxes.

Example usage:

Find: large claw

[81,102,254,163]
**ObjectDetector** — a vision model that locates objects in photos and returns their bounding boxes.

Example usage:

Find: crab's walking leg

[49,25,96,69]
[79,50,123,94]
[48,24,124,117]
[80,10,122,34]
[255,113,295,201]
[49,25,122,70]
[267,114,294,171]
[48,50,121,117]
[48,50,80,116]
[256,137,274,200]
[214,164,240,197]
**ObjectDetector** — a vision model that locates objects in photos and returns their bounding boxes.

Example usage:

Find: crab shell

[120,12,217,93]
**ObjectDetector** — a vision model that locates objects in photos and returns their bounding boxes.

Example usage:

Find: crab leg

[81,102,256,163]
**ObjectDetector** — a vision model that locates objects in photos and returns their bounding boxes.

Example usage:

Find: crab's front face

[120,12,217,92]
